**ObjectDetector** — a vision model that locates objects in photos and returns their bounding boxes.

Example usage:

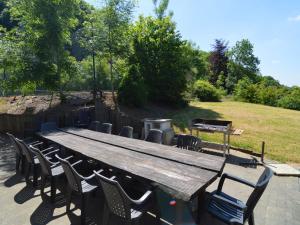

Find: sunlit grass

[0,98,8,114]
[168,101,300,163]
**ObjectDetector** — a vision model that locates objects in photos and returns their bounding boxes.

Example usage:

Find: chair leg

[50,178,56,203]
[248,213,255,225]
[25,163,31,185]
[66,189,72,212]
[16,154,21,174]
[21,157,26,174]
[33,165,39,187]
[41,176,46,196]
[81,194,86,225]
[102,203,110,225]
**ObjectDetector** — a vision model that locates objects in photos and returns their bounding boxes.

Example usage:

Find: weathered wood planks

[60,127,225,173]
[38,129,225,201]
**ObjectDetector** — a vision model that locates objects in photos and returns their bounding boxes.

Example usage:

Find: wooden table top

[38,128,225,201]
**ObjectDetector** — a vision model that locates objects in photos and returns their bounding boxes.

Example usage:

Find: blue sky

[86,0,300,86]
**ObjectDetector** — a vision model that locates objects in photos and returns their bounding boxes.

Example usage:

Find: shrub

[20,82,36,96]
[118,65,148,107]
[193,80,221,102]
[278,87,300,110]
[234,77,258,103]
[257,86,286,107]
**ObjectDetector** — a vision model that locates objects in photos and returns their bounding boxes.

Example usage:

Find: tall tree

[130,16,188,106]
[93,0,135,106]
[9,0,80,94]
[208,39,229,87]
[226,39,260,92]
[152,0,172,19]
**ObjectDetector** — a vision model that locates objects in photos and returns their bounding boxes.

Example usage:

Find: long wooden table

[38,128,225,202]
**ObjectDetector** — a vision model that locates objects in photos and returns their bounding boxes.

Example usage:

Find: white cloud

[288,15,300,21]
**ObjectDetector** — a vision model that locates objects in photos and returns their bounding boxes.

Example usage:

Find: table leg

[197,191,206,224]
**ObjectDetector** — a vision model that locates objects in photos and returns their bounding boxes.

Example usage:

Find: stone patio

[0,133,299,225]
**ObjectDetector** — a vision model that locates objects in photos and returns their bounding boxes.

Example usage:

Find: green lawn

[168,101,300,163]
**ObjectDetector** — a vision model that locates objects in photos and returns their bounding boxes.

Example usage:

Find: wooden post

[261,141,265,163]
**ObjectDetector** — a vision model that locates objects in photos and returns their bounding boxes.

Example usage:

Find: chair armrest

[50,162,60,167]
[31,142,44,147]
[44,149,60,157]
[211,194,247,211]
[217,173,256,193]
[27,140,42,145]
[62,155,74,161]
[40,147,54,153]
[130,190,152,205]
[71,160,83,167]
[81,169,104,181]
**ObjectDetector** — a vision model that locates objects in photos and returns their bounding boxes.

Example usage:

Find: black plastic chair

[74,109,91,128]
[30,146,71,202]
[94,171,160,225]
[176,134,201,152]
[145,129,163,144]
[7,133,43,174]
[119,126,133,138]
[16,138,52,187]
[206,167,273,225]
[7,133,26,174]
[88,121,101,131]
[40,122,58,132]
[56,155,100,225]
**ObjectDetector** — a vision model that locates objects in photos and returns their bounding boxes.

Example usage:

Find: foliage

[278,87,300,110]
[152,0,172,19]
[193,80,221,102]
[226,39,260,92]
[118,64,147,107]
[234,77,258,103]
[182,42,210,82]
[8,0,80,92]
[208,39,228,87]
[131,16,188,107]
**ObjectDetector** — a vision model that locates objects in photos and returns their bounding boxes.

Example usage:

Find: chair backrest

[145,129,163,144]
[119,126,133,138]
[89,121,102,131]
[176,134,201,151]
[56,155,83,193]
[100,123,112,134]
[94,172,132,220]
[16,138,35,164]
[40,122,57,132]
[30,146,52,176]
[245,167,273,219]
[6,133,23,156]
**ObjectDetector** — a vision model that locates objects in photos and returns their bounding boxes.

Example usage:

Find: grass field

[168,101,300,163]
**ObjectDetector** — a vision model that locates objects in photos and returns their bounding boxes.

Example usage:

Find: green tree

[131,16,188,106]
[9,0,80,95]
[226,39,260,92]
[118,64,147,107]
[152,0,173,19]
[94,0,135,105]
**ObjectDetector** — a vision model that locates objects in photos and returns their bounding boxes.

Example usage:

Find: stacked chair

[176,134,201,152]
[119,126,134,138]
[145,129,163,144]
[89,121,112,134]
